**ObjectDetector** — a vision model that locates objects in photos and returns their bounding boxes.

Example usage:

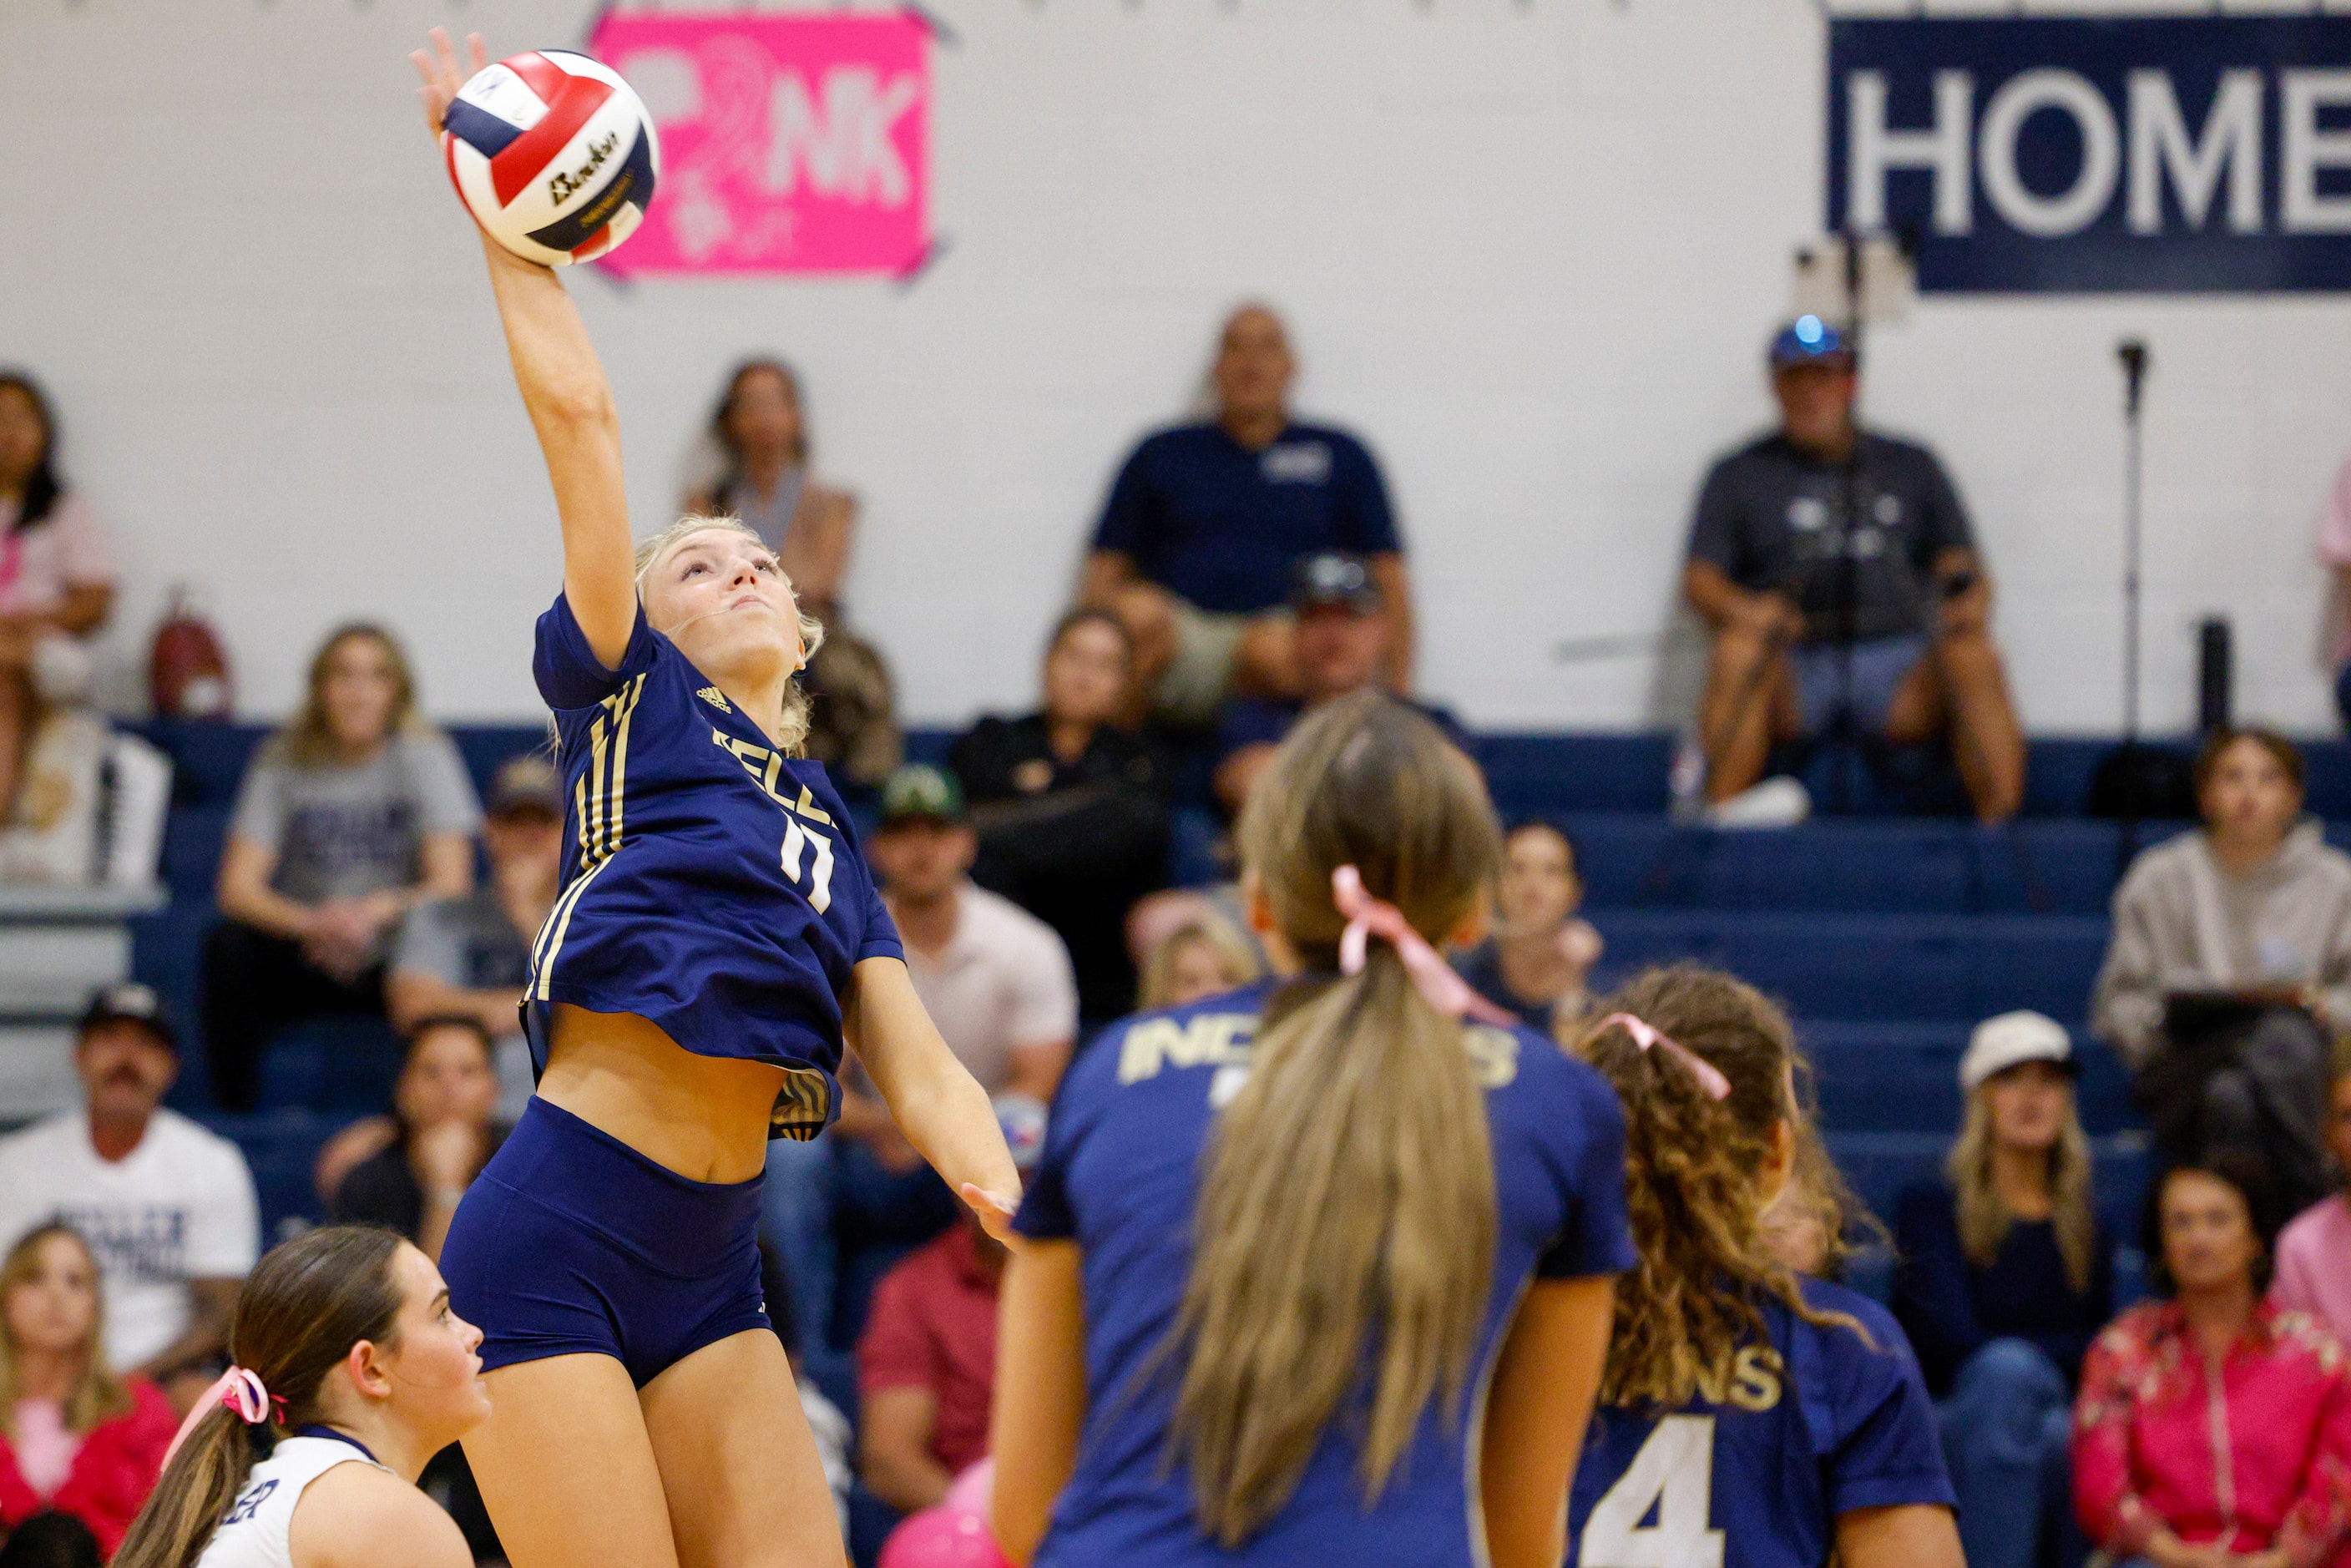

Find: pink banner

[587,11,930,277]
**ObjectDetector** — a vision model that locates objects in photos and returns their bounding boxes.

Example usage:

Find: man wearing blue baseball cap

[1680,316,2025,822]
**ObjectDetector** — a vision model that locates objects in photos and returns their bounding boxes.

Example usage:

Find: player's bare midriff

[535,1002,789,1184]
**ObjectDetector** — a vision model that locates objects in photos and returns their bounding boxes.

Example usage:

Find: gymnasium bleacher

[116,717,2351,1303]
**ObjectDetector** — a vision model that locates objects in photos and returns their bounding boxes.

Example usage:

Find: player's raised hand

[409,27,488,140]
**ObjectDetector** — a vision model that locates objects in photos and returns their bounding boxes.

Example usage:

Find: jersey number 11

[781,818,836,913]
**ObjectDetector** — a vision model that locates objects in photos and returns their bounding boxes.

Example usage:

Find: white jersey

[196,1434,386,1568]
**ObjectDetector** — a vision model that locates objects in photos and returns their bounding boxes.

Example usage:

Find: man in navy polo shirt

[1079,304,1412,724]
[1682,316,2025,822]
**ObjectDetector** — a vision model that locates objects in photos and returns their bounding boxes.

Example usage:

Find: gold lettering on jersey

[1729,1346,1784,1411]
[1116,1015,1522,1088]
[1692,1345,1786,1411]
[1462,1025,1521,1088]
[710,730,832,827]
[1117,1014,1258,1083]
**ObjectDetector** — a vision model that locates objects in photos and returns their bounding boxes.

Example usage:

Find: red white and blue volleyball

[442,50,660,267]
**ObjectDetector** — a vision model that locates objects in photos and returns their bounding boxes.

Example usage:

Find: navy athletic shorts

[440,1097,771,1387]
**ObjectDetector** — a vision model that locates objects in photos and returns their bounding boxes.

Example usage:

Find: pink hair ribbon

[1596,1012,1733,1101]
[1332,865,1517,1027]
[161,1366,277,1468]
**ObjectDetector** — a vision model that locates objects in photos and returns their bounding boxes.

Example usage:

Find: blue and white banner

[1828,16,2351,292]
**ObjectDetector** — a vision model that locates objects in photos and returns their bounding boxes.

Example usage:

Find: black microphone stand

[2105,338,2153,875]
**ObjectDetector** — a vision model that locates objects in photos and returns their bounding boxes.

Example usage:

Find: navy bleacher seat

[255,1014,404,1115]
[1588,909,2110,1023]
[195,1109,367,1242]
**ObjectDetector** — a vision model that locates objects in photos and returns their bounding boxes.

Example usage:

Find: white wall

[6,0,2349,733]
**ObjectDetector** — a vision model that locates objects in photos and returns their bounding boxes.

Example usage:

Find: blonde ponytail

[1168,692,1502,1544]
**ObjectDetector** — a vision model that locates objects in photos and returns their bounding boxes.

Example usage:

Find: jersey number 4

[781,818,836,913]
[1579,1414,1725,1568]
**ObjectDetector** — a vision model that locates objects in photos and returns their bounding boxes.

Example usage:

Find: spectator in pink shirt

[2273,1037,2351,1343]
[2074,1158,2351,1568]
[0,373,115,825]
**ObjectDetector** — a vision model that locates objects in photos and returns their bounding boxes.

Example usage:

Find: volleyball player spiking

[408,31,1018,1568]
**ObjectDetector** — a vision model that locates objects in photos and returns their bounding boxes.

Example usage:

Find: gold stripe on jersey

[602,675,644,860]
[580,708,609,861]
[531,852,618,1001]
[574,675,645,867]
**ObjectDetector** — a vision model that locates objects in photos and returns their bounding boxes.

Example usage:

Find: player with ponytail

[1565,965,1961,1568]
[115,1226,488,1568]
[991,691,1634,1568]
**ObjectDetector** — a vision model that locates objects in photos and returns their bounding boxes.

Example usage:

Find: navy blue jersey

[524,594,902,1138]
[1014,981,1636,1567]
[1567,1278,1954,1568]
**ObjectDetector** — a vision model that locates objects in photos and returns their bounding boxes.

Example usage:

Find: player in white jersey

[113,1227,489,1568]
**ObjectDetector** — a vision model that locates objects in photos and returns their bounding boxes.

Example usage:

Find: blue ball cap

[1769,315,1855,367]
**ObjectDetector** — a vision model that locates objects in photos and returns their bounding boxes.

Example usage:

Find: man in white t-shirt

[863,765,1077,1105]
[0,984,259,1390]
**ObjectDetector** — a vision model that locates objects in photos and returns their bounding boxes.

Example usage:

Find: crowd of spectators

[9,297,2351,1564]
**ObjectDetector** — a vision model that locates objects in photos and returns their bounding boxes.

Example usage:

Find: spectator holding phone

[2094,726,2351,1226]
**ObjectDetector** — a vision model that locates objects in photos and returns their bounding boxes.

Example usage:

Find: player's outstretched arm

[842,957,1023,1241]
[411,28,637,670]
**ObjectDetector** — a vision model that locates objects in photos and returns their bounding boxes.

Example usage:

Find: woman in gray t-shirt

[203,623,481,1110]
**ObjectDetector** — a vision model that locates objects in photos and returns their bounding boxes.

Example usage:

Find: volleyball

[441,49,659,266]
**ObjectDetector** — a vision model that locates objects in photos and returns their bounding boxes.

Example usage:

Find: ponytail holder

[1595,1012,1734,1101]
[161,1367,279,1469]
[1332,865,1516,1027]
